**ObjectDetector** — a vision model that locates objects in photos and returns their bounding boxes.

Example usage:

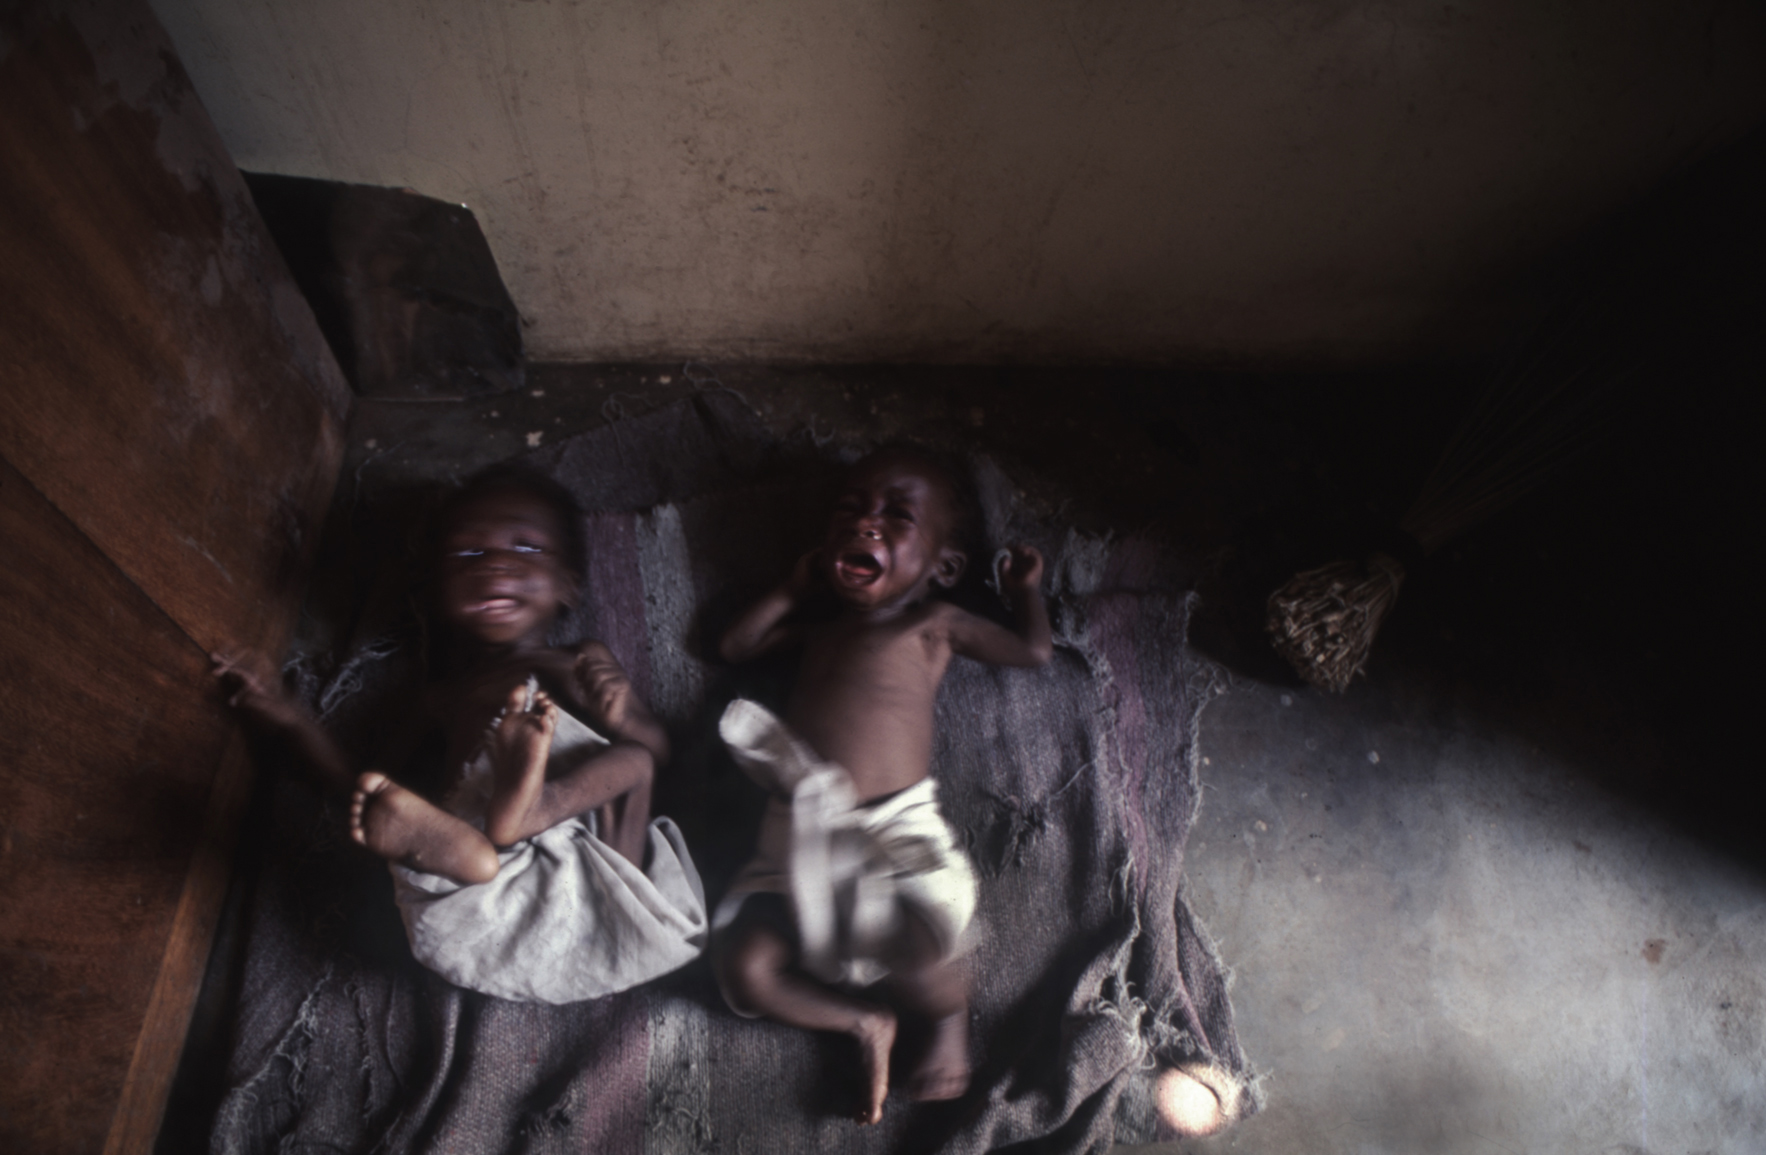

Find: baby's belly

[786,693,935,800]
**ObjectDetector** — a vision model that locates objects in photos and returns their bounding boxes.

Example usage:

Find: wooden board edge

[100,729,256,1155]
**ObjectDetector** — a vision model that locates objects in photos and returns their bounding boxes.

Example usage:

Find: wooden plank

[0,456,234,1155]
[0,4,351,1150]
[102,732,254,1155]
[0,0,350,659]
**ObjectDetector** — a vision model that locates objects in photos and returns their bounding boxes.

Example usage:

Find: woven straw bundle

[1266,554,1405,694]
[1266,296,1625,694]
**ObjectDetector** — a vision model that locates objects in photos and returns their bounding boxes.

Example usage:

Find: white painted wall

[154,0,1766,364]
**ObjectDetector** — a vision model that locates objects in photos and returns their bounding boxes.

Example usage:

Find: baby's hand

[999,545,1045,595]
[785,547,824,597]
[577,648,633,732]
[211,651,308,730]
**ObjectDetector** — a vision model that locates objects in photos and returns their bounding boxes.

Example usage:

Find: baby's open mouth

[833,550,883,586]
[466,597,522,616]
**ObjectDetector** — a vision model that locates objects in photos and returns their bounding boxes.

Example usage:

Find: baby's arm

[946,545,1053,667]
[719,549,818,663]
[211,650,355,794]
[575,642,670,764]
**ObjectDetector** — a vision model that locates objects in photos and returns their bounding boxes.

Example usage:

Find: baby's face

[437,490,574,646]
[824,456,961,611]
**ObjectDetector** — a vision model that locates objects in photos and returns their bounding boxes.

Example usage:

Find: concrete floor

[282,359,1762,1155]
[1116,372,1763,1152]
[1126,373,1762,1155]
[1137,667,1764,1155]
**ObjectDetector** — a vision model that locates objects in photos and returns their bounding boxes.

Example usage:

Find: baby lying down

[215,465,706,1003]
[715,448,1233,1136]
[715,448,1053,1123]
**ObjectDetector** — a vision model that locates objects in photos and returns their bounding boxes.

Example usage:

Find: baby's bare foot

[851,1008,898,1125]
[577,648,632,731]
[484,682,557,846]
[351,772,498,884]
[904,1009,971,1103]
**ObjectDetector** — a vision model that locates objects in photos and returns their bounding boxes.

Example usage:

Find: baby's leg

[483,683,558,847]
[483,682,654,863]
[589,768,654,867]
[351,772,500,885]
[495,746,654,861]
[716,896,897,1125]
[880,907,971,1103]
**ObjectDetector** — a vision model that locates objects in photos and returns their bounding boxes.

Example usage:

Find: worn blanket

[205,394,1259,1155]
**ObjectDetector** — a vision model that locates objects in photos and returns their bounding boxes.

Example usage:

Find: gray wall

[153,0,1766,364]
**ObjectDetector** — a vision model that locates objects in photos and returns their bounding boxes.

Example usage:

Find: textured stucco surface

[150,0,1766,363]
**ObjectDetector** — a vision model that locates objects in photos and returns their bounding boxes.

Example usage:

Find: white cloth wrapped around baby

[713,698,978,991]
